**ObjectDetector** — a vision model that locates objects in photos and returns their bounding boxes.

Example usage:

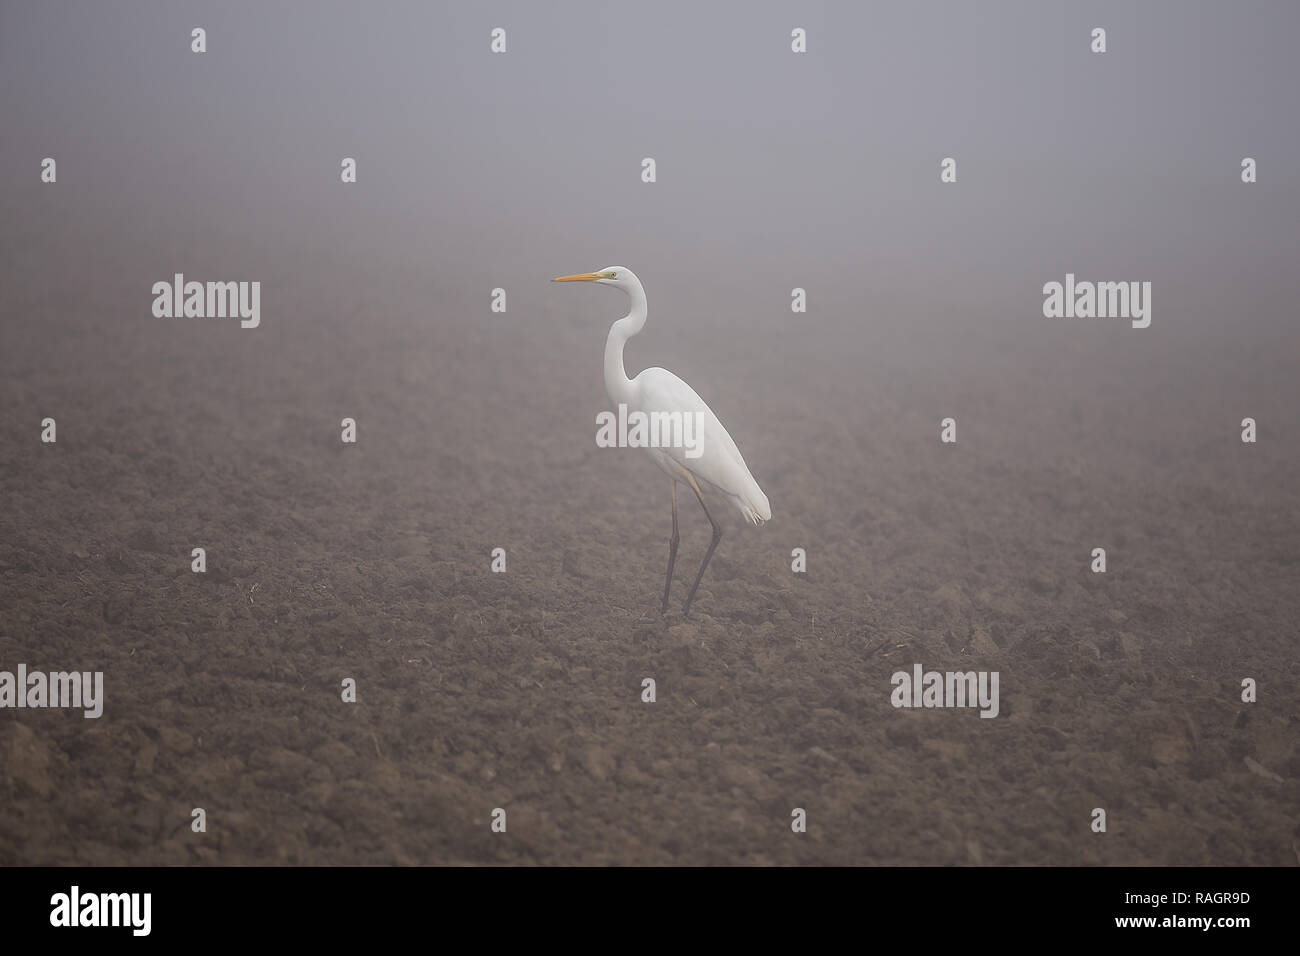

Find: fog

[4,2,1298,335]
[1,1,1297,866]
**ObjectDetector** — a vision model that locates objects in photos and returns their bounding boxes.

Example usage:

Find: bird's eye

[607,271,617,279]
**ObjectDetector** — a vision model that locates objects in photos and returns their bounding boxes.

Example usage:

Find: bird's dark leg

[662,480,679,613]
[682,480,722,618]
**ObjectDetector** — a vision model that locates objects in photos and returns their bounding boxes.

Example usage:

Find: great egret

[553,266,770,616]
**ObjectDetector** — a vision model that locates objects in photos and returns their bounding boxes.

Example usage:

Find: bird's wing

[633,367,770,522]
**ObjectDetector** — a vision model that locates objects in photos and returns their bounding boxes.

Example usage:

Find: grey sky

[2,1,1296,364]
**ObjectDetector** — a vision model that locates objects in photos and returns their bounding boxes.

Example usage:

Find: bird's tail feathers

[739,481,771,526]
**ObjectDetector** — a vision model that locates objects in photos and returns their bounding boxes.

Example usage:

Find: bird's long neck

[604,280,647,407]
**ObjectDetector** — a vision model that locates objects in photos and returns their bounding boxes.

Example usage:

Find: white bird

[554,266,770,616]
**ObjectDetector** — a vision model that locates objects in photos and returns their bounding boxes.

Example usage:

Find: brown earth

[1,202,1298,866]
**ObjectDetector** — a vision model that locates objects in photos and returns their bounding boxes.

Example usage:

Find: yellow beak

[552,272,600,282]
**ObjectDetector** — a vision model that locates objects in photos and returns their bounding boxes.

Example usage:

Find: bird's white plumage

[632,366,771,525]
